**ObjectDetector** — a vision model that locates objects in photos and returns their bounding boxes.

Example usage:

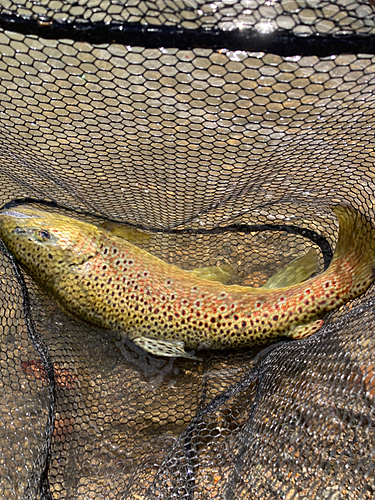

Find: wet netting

[0,0,375,499]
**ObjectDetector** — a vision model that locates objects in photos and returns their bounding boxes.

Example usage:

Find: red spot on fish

[273,315,278,321]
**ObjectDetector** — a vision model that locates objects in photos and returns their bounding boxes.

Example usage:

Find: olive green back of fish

[1,204,375,359]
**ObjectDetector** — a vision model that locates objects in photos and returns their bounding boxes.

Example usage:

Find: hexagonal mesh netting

[0,0,375,499]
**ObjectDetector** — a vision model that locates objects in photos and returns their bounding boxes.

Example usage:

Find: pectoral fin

[262,248,319,289]
[288,319,324,340]
[188,264,236,284]
[133,337,202,360]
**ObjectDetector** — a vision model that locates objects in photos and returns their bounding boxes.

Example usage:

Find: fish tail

[331,205,375,294]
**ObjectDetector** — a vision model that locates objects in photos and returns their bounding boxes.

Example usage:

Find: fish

[0,205,374,359]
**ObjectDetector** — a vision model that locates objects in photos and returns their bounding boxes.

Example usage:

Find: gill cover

[0,206,100,285]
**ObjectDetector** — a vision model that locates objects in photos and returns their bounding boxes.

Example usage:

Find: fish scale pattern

[0,0,374,499]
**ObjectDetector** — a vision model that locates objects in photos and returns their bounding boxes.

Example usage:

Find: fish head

[0,206,101,285]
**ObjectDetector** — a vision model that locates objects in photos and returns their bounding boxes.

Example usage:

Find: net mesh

[0,1,374,499]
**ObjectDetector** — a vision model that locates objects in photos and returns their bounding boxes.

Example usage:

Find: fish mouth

[0,209,42,219]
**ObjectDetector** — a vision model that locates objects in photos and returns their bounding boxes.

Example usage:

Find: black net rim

[1,13,375,55]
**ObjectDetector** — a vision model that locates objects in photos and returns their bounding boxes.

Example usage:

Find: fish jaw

[0,206,100,286]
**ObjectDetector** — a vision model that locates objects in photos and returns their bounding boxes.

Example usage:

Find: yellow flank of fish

[0,205,374,359]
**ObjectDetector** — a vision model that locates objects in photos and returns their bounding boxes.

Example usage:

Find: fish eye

[37,229,51,241]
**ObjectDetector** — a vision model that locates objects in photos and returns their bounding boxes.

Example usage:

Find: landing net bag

[0,0,374,498]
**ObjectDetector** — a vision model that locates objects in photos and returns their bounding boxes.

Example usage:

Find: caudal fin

[331,205,375,297]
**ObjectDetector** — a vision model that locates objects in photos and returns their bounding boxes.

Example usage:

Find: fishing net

[0,0,375,498]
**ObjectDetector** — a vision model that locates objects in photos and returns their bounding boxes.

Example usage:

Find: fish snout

[0,209,39,219]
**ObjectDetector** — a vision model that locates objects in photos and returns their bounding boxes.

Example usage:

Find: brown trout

[0,205,374,359]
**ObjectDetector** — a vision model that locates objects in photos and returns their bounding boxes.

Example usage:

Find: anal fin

[289,319,324,340]
[262,248,319,289]
[133,337,201,360]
